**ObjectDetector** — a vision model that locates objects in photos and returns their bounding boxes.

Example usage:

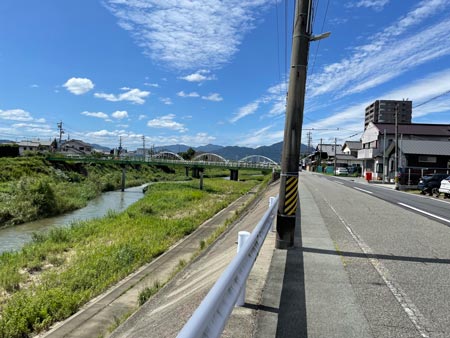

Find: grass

[0,156,186,228]
[0,176,268,338]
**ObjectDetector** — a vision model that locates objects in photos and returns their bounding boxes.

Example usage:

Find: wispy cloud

[230,101,259,123]
[237,125,284,147]
[202,93,223,102]
[63,77,94,95]
[94,88,150,104]
[103,0,272,70]
[147,114,187,132]
[160,97,173,105]
[346,0,390,11]
[309,0,450,99]
[177,91,200,98]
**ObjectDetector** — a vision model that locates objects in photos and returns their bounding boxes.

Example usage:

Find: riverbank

[0,156,187,228]
[0,175,269,338]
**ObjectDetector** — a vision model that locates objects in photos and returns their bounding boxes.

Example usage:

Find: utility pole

[334,137,337,174]
[276,0,311,249]
[395,104,399,190]
[118,136,123,157]
[57,121,64,151]
[383,129,386,183]
[276,0,329,249]
[142,135,146,161]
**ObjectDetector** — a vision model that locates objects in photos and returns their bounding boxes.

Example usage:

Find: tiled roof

[400,140,450,156]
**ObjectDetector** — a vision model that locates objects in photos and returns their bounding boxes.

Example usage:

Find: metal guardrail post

[235,231,250,307]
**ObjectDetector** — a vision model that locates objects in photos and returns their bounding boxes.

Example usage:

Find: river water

[0,184,147,254]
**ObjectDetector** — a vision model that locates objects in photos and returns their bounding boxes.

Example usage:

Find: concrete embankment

[40,182,278,338]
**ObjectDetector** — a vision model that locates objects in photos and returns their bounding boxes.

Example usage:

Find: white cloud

[94,88,150,104]
[177,91,200,98]
[160,97,173,105]
[138,114,147,120]
[309,0,450,99]
[103,0,272,70]
[237,125,284,148]
[144,82,160,87]
[202,93,223,102]
[0,109,34,121]
[147,114,187,132]
[230,101,259,123]
[81,111,110,120]
[112,110,129,119]
[180,70,215,82]
[346,0,390,11]
[63,77,94,95]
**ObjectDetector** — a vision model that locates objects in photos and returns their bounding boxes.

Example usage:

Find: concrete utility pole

[276,0,329,249]
[395,104,399,190]
[334,137,337,174]
[57,121,64,151]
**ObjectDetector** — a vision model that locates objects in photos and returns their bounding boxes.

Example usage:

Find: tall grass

[0,157,185,227]
[0,177,267,338]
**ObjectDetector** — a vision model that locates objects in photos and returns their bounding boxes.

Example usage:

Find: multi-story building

[364,100,412,128]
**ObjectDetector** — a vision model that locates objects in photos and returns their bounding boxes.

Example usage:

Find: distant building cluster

[303,99,450,186]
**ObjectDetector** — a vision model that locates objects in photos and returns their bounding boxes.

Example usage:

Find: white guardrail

[177,195,279,338]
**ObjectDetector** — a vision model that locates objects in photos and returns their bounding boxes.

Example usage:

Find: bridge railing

[176,195,279,338]
[47,155,280,170]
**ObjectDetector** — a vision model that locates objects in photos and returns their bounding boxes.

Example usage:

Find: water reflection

[0,184,146,254]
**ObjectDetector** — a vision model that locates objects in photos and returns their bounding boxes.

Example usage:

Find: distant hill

[195,144,224,152]
[91,143,111,152]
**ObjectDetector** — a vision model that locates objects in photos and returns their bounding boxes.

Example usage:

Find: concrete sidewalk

[254,172,372,338]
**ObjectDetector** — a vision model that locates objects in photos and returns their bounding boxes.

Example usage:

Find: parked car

[438,176,450,198]
[417,173,449,195]
[335,167,349,175]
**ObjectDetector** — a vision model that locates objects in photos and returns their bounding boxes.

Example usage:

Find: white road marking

[354,187,373,194]
[324,199,432,338]
[333,181,344,185]
[398,203,450,224]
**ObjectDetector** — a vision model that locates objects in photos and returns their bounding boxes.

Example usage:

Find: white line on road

[353,187,373,194]
[398,203,450,224]
[324,199,432,338]
[333,181,344,185]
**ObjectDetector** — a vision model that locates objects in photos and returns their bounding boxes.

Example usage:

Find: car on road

[335,167,349,175]
[417,173,449,195]
[438,176,450,198]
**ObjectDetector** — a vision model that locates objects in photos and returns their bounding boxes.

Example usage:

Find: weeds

[0,176,268,338]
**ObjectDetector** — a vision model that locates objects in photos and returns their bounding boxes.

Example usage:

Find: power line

[309,0,330,78]
[413,90,450,109]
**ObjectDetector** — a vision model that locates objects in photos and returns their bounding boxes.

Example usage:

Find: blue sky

[1,0,450,150]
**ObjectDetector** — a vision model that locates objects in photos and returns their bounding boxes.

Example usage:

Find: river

[0,184,147,254]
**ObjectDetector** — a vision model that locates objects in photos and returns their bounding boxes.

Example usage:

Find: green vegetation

[0,176,268,338]
[0,156,185,227]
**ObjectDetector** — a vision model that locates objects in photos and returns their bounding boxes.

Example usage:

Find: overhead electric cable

[309,0,330,78]
[413,90,450,109]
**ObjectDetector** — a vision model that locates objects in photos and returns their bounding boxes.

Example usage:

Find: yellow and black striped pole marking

[283,175,298,216]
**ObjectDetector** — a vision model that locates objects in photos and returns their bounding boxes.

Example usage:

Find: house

[61,139,92,155]
[17,139,53,155]
[358,122,450,182]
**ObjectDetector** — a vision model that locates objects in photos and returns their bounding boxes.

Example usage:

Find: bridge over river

[47,151,281,182]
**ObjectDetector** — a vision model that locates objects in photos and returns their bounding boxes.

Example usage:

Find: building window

[418,156,437,163]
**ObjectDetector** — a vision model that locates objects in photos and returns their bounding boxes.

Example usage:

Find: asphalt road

[321,175,450,225]
[301,172,450,337]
